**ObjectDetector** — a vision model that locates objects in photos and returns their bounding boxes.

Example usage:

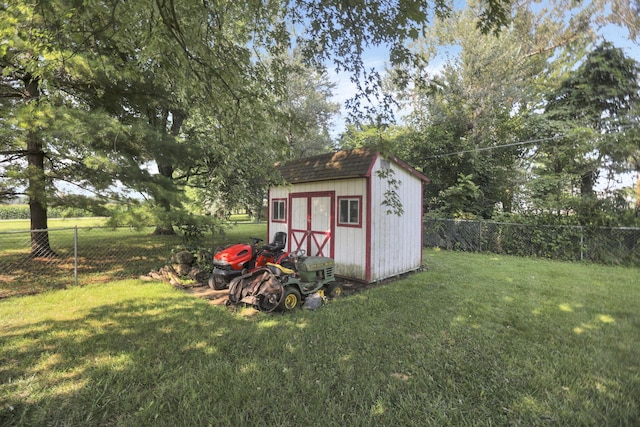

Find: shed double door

[289,192,334,258]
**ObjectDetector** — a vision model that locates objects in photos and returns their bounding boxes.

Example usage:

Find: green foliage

[172,214,223,247]
[376,167,404,216]
[0,0,512,225]
[393,0,592,219]
[393,1,640,225]
[337,124,413,153]
[429,173,481,219]
[277,51,340,159]
[525,41,640,224]
[426,217,640,266]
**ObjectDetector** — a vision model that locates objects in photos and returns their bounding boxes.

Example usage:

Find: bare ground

[183,273,415,306]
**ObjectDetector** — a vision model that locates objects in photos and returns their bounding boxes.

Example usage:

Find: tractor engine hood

[297,256,334,272]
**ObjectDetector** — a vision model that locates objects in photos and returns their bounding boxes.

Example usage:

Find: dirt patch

[187,277,369,305]
[185,286,229,305]
[183,274,407,306]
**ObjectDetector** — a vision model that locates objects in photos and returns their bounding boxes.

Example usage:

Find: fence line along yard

[424,218,640,266]
[3,220,640,299]
[0,226,186,298]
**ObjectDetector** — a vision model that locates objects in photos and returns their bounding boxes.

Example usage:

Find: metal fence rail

[3,221,640,299]
[0,226,183,298]
[424,218,640,266]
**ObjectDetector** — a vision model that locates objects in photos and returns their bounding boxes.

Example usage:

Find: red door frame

[288,191,335,258]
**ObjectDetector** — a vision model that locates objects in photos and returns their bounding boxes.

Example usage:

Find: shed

[267,148,429,282]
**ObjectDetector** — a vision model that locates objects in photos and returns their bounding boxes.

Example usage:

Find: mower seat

[266,262,295,276]
[262,231,286,252]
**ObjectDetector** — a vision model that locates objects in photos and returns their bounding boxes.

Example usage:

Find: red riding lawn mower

[208,232,293,290]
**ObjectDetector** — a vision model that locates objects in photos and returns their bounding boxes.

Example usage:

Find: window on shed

[338,196,361,227]
[272,199,286,222]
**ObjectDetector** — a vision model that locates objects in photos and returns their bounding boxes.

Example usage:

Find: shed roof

[277,148,429,184]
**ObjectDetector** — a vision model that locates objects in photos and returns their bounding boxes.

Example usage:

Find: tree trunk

[501,190,513,214]
[636,175,640,217]
[152,225,177,235]
[151,110,186,236]
[24,74,57,257]
[578,169,598,222]
[580,169,596,197]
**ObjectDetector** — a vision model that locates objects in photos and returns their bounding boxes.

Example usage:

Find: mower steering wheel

[289,249,306,259]
[250,237,264,246]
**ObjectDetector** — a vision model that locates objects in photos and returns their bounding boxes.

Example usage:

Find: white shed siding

[267,187,290,239]
[269,150,426,282]
[268,179,370,280]
[331,178,368,280]
[369,157,424,281]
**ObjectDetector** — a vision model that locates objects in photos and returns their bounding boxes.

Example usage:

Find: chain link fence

[424,218,640,266]
[3,220,639,299]
[0,226,190,299]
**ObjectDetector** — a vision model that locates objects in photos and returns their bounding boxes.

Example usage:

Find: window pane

[340,199,349,223]
[273,200,285,220]
[349,200,359,223]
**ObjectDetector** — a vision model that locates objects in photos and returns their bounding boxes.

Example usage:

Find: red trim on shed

[288,191,335,258]
[266,188,271,241]
[365,176,372,282]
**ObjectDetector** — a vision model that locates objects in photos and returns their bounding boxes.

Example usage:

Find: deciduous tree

[531,42,640,224]
[1,0,514,254]
[394,0,593,217]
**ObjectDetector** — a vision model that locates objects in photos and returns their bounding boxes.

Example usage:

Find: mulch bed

[183,273,418,306]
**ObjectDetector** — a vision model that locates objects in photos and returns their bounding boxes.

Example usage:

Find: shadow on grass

[0,233,188,298]
[0,295,290,425]
[2,251,639,426]
[0,225,267,299]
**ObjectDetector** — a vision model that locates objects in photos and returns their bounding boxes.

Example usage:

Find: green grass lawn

[1,249,638,426]
[0,220,268,298]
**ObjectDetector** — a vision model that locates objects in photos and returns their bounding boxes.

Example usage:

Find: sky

[327,5,640,140]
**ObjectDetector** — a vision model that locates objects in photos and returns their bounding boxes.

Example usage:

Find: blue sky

[327,6,640,139]
[325,9,639,191]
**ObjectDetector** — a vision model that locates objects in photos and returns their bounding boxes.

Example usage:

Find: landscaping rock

[173,263,192,276]
[172,251,195,265]
[188,267,209,283]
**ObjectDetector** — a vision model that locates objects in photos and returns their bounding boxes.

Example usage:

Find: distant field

[0,204,94,221]
[0,217,108,231]
[0,213,254,231]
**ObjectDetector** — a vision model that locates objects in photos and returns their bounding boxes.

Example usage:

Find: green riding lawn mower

[226,250,344,312]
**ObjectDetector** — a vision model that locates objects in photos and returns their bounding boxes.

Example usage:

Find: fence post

[580,226,584,261]
[74,226,78,286]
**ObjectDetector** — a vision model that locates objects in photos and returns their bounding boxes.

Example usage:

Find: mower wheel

[258,283,284,312]
[279,287,301,311]
[208,275,228,290]
[325,282,344,298]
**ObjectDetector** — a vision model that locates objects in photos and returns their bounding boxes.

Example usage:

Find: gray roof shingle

[277,148,429,184]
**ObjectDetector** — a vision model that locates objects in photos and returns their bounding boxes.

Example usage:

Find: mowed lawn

[0,219,267,298]
[1,249,639,426]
